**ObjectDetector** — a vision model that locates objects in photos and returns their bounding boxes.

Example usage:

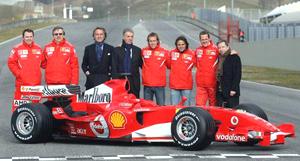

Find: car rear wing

[20,85,81,98]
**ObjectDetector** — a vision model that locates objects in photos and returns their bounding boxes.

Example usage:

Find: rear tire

[171,107,216,150]
[11,103,53,143]
[233,103,268,146]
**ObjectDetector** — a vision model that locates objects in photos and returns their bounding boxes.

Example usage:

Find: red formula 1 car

[11,79,295,150]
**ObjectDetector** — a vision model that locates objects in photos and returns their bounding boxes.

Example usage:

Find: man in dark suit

[112,28,143,98]
[82,27,114,90]
[216,40,242,108]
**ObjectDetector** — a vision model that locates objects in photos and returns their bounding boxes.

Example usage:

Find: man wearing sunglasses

[42,26,79,85]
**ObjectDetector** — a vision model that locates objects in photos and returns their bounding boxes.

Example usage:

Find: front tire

[11,103,53,143]
[233,103,268,146]
[171,107,216,151]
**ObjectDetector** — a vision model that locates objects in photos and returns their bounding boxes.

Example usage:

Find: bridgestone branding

[175,111,198,121]
[14,107,36,141]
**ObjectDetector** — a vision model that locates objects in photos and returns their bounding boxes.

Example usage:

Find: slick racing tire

[11,103,53,143]
[233,103,268,146]
[234,103,268,121]
[171,107,216,151]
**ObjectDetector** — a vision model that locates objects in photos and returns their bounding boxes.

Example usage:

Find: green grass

[0,21,57,43]
[243,65,300,89]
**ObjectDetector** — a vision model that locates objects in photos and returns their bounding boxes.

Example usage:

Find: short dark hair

[199,31,210,38]
[123,28,134,35]
[217,39,229,46]
[22,28,34,37]
[147,32,160,42]
[52,26,65,35]
[93,27,107,38]
[175,36,189,49]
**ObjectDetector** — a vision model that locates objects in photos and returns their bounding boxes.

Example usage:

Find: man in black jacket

[112,28,143,98]
[216,40,242,108]
[82,27,114,90]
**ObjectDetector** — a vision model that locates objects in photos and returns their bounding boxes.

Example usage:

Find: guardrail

[176,16,222,40]
[0,17,76,31]
[194,8,300,42]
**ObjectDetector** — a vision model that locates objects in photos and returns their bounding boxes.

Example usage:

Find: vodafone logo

[90,115,109,138]
[216,134,246,142]
[230,116,239,126]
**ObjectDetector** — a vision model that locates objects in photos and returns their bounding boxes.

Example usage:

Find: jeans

[144,86,165,105]
[170,89,191,106]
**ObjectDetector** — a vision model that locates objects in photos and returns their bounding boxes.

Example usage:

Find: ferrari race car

[11,79,295,150]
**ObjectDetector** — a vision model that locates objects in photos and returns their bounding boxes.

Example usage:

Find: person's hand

[85,71,90,76]
[230,91,236,96]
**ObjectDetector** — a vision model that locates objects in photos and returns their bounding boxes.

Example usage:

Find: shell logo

[109,111,127,129]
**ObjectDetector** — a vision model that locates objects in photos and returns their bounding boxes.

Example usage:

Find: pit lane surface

[0,19,299,161]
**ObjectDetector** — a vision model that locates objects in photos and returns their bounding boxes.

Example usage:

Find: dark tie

[96,43,103,62]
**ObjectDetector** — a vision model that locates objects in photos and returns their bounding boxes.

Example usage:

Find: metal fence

[0,17,75,32]
[194,8,300,42]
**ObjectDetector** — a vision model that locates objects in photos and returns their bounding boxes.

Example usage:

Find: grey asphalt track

[0,19,299,161]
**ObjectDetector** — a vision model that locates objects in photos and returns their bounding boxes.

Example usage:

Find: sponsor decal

[230,116,239,126]
[133,108,151,112]
[52,108,64,115]
[76,128,87,135]
[42,85,70,96]
[60,47,70,52]
[67,123,76,135]
[119,102,133,107]
[47,52,53,56]
[21,95,41,100]
[159,52,165,57]
[143,50,151,58]
[77,84,112,104]
[197,50,203,57]
[183,54,192,60]
[215,134,247,142]
[21,86,41,92]
[171,52,179,60]
[18,50,28,55]
[207,50,211,55]
[109,111,127,129]
[13,100,31,107]
[154,51,161,56]
[90,115,109,138]
[47,47,54,52]
[32,49,41,55]
[175,108,181,113]
[206,50,216,56]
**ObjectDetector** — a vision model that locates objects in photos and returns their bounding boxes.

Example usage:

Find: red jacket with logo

[8,41,44,87]
[43,39,79,85]
[167,48,195,90]
[195,41,219,88]
[141,45,169,87]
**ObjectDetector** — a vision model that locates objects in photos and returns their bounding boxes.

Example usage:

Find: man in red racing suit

[141,32,169,105]
[8,29,44,112]
[42,26,79,85]
[195,31,219,106]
